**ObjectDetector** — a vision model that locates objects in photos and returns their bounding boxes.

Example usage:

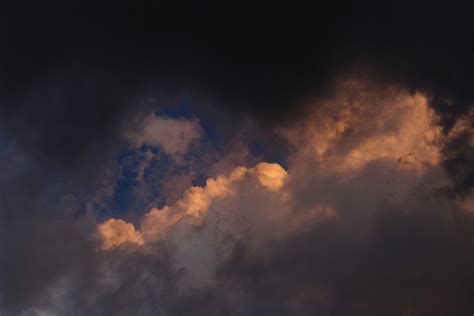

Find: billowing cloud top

[282,80,443,174]
[1,5,474,314]
[81,80,473,315]
[97,162,289,249]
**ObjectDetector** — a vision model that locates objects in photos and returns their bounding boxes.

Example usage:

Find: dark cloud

[217,206,474,315]
[1,3,474,316]
[2,2,473,153]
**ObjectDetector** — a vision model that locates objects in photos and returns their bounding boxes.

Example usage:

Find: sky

[0,2,474,316]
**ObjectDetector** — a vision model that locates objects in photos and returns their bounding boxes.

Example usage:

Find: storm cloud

[0,3,473,316]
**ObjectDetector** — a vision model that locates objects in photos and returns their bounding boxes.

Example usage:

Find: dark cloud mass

[1,2,474,316]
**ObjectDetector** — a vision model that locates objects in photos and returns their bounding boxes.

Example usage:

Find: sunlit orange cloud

[96,218,144,250]
[281,79,444,175]
[96,79,473,252]
[96,162,288,250]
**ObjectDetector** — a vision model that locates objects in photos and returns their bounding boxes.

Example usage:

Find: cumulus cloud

[89,79,474,315]
[3,78,474,315]
[281,80,444,175]
[125,114,202,157]
[96,219,144,250]
[2,4,474,314]
[96,162,289,249]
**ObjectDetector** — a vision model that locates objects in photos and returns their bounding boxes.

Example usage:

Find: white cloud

[125,114,202,157]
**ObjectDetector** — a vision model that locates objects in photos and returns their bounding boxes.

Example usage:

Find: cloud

[443,107,474,196]
[2,77,473,315]
[125,114,202,157]
[253,162,289,192]
[96,219,144,250]
[1,4,473,313]
[88,79,474,315]
[280,79,444,175]
[96,162,289,249]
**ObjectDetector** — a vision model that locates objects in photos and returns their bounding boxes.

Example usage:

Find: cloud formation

[80,80,474,316]
[97,162,289,249]
[125,114,202,158]
[96,218,144,250]
[1,3,473,311]
[282,80,444,173]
